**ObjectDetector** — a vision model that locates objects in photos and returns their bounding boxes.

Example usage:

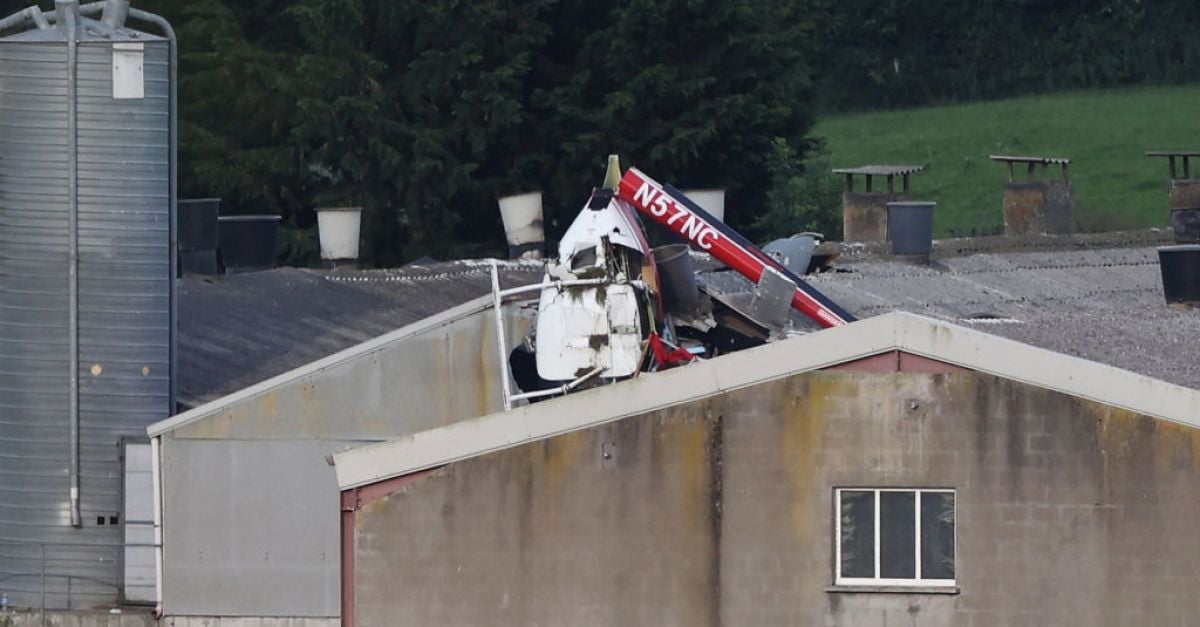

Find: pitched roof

[333,311,1200,490]
[176,260,542,408]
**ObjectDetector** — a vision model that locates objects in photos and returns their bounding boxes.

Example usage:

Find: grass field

[813,84,1200,237]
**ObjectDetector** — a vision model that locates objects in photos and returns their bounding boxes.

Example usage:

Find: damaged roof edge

[148,293,504,438]
[333,311,1200,491]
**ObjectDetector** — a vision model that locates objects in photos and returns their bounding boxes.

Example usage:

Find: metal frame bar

[498,276,611,299]
[509,367,603,403]
[489,261,513,410]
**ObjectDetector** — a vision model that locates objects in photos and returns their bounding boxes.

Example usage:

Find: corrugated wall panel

[0,36,172,609]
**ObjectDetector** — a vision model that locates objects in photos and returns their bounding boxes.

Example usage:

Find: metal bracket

[748,266,796,332]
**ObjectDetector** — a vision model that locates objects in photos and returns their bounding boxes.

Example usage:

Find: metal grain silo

[0,0,175,609]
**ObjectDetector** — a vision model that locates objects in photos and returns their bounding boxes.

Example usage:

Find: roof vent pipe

[100,0,128,28]
[317,206,363,267]
[498,192,544,260]
[55,0,80,26]
[652,244,701,315]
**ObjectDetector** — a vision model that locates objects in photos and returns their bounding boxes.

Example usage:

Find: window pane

[920,492,955,580]
[839,490,874,578]
[880,491,915,579]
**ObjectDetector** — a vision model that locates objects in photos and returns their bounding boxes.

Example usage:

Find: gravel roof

[702,229,1200,390]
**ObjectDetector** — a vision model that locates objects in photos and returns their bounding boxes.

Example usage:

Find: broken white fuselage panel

[534,189,654,381]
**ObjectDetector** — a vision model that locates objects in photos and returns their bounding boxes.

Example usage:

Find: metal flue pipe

[56,0,83,529]
[0,6,47,32]
[0,0,106,33]
[100,0,128,28]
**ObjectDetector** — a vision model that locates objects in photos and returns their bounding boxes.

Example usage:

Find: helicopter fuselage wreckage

[490,164,855,409]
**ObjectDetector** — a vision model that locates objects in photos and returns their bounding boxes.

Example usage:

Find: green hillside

[814,85,1200,236]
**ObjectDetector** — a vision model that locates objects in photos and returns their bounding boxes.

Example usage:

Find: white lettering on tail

[681,215,705,240]
[667,204,689,226]
[652,195,671,217]
[632,180,658,206]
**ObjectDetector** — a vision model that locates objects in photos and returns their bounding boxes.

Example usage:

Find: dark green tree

[755,138,843,241]
[525,0,823,239]
[175,0,305,216]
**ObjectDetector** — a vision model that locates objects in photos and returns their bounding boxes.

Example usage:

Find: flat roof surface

[701,229,1199,390]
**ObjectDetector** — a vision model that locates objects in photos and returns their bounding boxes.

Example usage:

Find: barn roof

[176,260,542,408]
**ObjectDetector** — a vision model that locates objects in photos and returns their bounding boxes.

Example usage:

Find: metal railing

[0,539,156,620]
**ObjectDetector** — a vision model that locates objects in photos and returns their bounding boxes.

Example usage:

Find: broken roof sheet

[177,259,542,408]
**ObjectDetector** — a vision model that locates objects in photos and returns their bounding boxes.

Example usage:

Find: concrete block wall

[350,370,1200,627]
[353,405,722,626]
[715,371,1200,626]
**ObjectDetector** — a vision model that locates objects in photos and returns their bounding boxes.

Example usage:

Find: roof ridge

[333,312,1200,490]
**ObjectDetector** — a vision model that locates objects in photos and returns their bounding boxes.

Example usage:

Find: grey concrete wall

[352,370,1200,626]
[160,303,534,618]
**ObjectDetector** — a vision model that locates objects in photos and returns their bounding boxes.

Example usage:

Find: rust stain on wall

[783,376,829,547]
[540,429,587,494]
[677,412,711,514]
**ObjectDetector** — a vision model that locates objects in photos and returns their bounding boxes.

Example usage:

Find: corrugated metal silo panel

[0,27,172,609]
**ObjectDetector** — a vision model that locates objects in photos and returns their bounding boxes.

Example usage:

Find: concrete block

[1167,178,1200,211]
[843,192,909,242]
[1003,181,1074,235]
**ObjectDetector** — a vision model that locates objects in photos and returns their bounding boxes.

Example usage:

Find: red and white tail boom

[618,167,855,328]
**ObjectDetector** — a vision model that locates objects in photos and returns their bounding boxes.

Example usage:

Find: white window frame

[834,487,956,588]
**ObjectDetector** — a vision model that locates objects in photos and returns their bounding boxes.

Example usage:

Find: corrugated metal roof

[701,231,1200,390]
[832,165,926,176]
[176,260,542,408]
